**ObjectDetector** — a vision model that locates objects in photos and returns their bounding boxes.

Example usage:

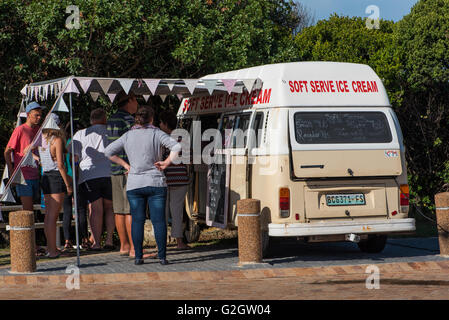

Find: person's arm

[154,131,181,171]
[4,147,14,179]
[109,155,130,174]
[53,138,73,195]
[4,127,20,179]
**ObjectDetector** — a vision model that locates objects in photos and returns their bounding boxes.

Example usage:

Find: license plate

[326,193,365,206]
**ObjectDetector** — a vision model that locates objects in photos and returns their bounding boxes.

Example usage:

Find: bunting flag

[20,151,37,168]
[254,78,263,90]
[222,79,237,94]
[144,79,160,95]
[34,86,39,100]
[97,79,114,95]
[176,94,183,101]
[20,85,27,96]
[65,78,80,94]
[118,79,134,94]
[0,187,16,203]
[183,79,198,95]
[43,85,48,100]
[11,169,26,186]
[78,79,92,93]
[43,114,61,130]
[166,80,176,92]
[0,167,10,195]
[90,92,100,102]
[54,96,69,112]
[202,79,217,95]
[32,130,43,148]
[160,95,167,103]
[50,83,54,97]
[243,79,256,93]
[142,95,150,102]
[108,93,117,103]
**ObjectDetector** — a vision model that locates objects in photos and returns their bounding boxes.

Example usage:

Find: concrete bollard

[237,199,262,265]
[8,211,36,273]
[435,192,449,256]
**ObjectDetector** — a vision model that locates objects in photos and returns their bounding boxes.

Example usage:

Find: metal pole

[69,93,81,267]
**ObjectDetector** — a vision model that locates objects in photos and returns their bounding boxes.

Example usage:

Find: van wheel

[261,230,271,258]
[184,218,201,244]
[357,235,387,253]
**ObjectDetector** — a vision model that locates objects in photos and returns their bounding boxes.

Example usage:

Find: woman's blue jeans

[126,186,167,260]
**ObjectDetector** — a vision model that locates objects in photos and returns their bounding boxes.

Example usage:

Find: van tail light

[400,184,409,206]
[280,188,290,218]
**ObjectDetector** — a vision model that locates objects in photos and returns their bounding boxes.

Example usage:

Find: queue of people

[4,93,186,266]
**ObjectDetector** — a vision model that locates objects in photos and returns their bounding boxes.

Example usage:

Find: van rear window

[293,112,392,144]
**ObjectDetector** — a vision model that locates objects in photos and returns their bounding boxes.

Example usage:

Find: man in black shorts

[70,109,114,250]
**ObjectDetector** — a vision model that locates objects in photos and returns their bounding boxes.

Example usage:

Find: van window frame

[288,107,401,151]
[218,110,254,155]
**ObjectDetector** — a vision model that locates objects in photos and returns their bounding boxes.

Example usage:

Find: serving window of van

[289,108,400,151]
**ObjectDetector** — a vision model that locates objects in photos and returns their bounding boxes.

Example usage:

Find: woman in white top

[37,113,73,258]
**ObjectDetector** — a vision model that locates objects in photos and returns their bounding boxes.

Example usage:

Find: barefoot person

[159,111,190,250]
[107,91,138,257]
[105,106,181,266]
[38,113,73,258]
[70,108,114,251]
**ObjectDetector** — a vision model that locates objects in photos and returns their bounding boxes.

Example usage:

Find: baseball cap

[25,101,45,113]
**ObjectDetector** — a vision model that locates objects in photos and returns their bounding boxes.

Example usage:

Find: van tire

[261,230,271,258]
[184,218,201,244]
[357,235,387,253]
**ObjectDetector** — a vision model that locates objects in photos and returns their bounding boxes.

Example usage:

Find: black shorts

[41,171,67,195]
[80,177,112,203]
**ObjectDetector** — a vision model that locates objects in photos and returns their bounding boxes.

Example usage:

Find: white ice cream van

[177,61,415,255]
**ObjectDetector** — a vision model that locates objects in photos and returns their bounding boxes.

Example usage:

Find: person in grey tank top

[37,113,73,258]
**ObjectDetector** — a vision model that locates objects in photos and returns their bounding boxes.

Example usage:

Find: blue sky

[300,0,420,22]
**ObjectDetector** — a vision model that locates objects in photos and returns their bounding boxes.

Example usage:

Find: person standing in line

[70,108,114,251]
[105,106,181,266]
[62,120,89,251]
[159,111,190,250]
[4,102,44,256]
[107,91,138,257]
[37,113,73,258]
[4,102,43,211]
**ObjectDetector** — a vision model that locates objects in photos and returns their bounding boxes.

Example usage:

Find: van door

[288,107,402,220]
[219,112,253,226]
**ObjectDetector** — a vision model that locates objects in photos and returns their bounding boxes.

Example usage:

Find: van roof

[179,61,391,116]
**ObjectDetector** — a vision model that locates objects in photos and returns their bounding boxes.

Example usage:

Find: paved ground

[0,237,446,275]
[0,237,448,301]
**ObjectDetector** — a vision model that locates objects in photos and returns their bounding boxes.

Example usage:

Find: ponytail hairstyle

[135,105,155,126]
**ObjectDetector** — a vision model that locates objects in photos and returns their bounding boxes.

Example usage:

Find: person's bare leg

[125,214,135,256]
[44,193,63,256]
[89,198,104,249]
[103,198,115,247]
[115,214,130,254]
[20,196,34,211]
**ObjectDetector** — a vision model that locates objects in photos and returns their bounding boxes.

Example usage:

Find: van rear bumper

[268,218,415,237]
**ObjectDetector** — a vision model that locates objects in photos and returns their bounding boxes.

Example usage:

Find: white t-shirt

[69,124,111,184]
